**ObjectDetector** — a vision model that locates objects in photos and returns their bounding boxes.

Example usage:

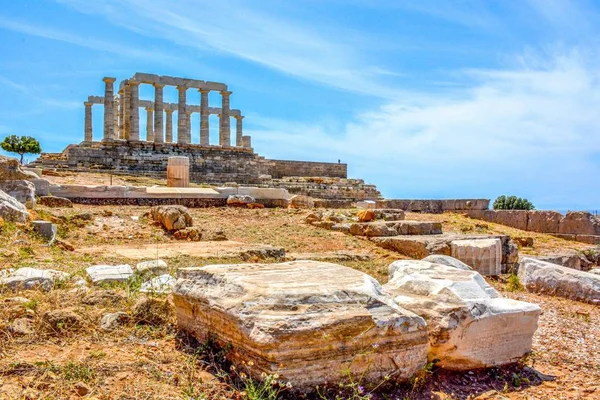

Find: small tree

[493,195,535,210]
[1,135,42,164]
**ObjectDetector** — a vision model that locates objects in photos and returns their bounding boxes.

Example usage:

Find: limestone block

[0,189,29,223]
[357,209,375,222]
[0,267,69,291]
[237,187,290,200]
[31,178,50,196]
[531,253,582,271]
[136,259,168,276]
[86,264,134,284]
[492,211,529,231]
[395,221,442,235]
[374,209,405,221]
[383,260,540,370]
[227,195,255,207]
[527,211,561,233]
[289,195,314,209]
[140,274,176,294]
[173,261,428,389]
[559,212,600,235]
[356,200,376,209]
[518,257,600,304]
[167,156,190,188]
[451,239,502,276]
[0,180,36,208]
[422,255,473,271]
[590,268,600,275]
[32,220,57,243]
[150,205,193,231]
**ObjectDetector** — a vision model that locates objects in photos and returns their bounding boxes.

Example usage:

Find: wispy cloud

[249,50,600,209]
[56,0,402,98]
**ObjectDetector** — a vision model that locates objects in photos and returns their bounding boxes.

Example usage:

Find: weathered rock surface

[0,267,69,291]
[31,178,50,196]
[0,189,29,222]
[226,194,255,207]
[173,260,428,389]
[518,257,600,304]
[86,264,133,284]
[357,209,375,222]
[590,268,600,275]
[101,311,129,331]
[38,196,73,208]
[43,309,81,331]
[530,253,582,271]
[0,155,31,181]
[133,297,174,325]
[9,317,34,335]
[383,260,540,370]
[451,238,502,276]
[150,205,193,231]
[140,274,176,294]
[0,180,35,208]
[136,259,168,276]
[289,194,314,209]
[173,226,202,241]
[32,220,57,244]
[394,221,442,235]
[527,211,562,233]
[422,254,473,270]
[559,212,600,236]
[374,209,405,221]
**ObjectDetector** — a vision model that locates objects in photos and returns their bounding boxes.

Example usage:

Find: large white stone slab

[451,238,502,276]
[518,257,600,304]
[0,189,29,223]
[0,267,69,291]
[383,260,540,370]
[86,264,133,284]
[140,274,176,294]
[136,259,168,276]
[173,260,428,390]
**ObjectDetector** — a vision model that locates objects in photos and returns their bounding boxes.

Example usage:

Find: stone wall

[465,210,600,244]
[376,199,490,213]
[267,160,347,179]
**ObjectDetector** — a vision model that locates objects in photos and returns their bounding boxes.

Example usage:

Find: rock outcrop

[383,260,540,370]
[0,155,31,181]
[518,257,600,304]
[173,260,428,390]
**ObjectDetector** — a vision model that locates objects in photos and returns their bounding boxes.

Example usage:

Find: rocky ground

[1,201,599,399]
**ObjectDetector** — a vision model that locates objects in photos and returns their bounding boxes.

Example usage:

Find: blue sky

[0,0,599,210]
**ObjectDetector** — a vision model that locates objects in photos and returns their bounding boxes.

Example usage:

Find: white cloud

[249,50,600,210]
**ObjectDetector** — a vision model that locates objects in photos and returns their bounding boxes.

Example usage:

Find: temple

[32,73,381,200]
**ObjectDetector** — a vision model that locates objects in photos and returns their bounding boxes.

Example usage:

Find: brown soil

[1,195,599,399]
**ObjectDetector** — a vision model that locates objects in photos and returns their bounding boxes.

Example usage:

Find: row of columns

[85,78,246,147]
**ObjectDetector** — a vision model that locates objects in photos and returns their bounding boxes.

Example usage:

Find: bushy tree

[0,135,41,164]
[493,195,535,210]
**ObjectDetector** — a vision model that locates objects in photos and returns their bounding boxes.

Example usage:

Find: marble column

[153,83,164,143]
[177,85,188,144]
[165,109,173,143]
[235,115,244,146]
[118,89,125,139]
[113,97,119,139]
[199,89,209,146]
[84,101,93,142]
[123,82,131,140]
[186,111,192,142]
[242,135,252,148]
[219,90,231,146]
[102,77,116,141]
[146,107,154,141]
[129,81,140,141]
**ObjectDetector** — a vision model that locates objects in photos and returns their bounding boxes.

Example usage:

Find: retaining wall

[376,199,490,213]
[266,160,347,179]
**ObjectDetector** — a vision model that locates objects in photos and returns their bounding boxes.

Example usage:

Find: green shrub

[493,195,535,210]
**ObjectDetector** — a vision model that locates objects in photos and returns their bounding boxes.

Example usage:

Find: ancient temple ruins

[32,73,381,200]
[83,73,250,148]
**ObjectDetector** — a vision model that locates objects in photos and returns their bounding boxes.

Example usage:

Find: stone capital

[176,85,188,91]
[153,82,165,89]
[198,88,210,94]
[129,80,141,87]
[145,107,153,112]
[103,77,117,83]
[220,90,232,96]
[84,101,93,107]
[234,115,245,120]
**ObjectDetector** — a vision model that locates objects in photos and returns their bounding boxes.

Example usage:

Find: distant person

[338,159,340,164]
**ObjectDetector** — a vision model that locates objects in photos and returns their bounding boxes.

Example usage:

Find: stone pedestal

[451,238,502,276]
[242,135,252,148]
[167,156,190,188]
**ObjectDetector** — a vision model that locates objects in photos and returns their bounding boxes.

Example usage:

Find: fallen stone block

[0,267,69,291]
[451,238,502,276]
[140,274,176,294]
[422,254,473,270]
[86,264,133,284]
[518,257,600,304]
[136,259,168,276]
[383,260,540,370]
[173,260,428,390]
[590,268,600,275]
[529,253,582,271]
[374,209,405,221]
[394,221,442,235]
[31,178,50,196]
[0,180,36,208]
[227,194,255,207]
[357,209,375,222]
[0,189,29,223]
[289,195,314,209]
[32,220,57,244]
[101,311,129,331]
[150,205,193,231]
